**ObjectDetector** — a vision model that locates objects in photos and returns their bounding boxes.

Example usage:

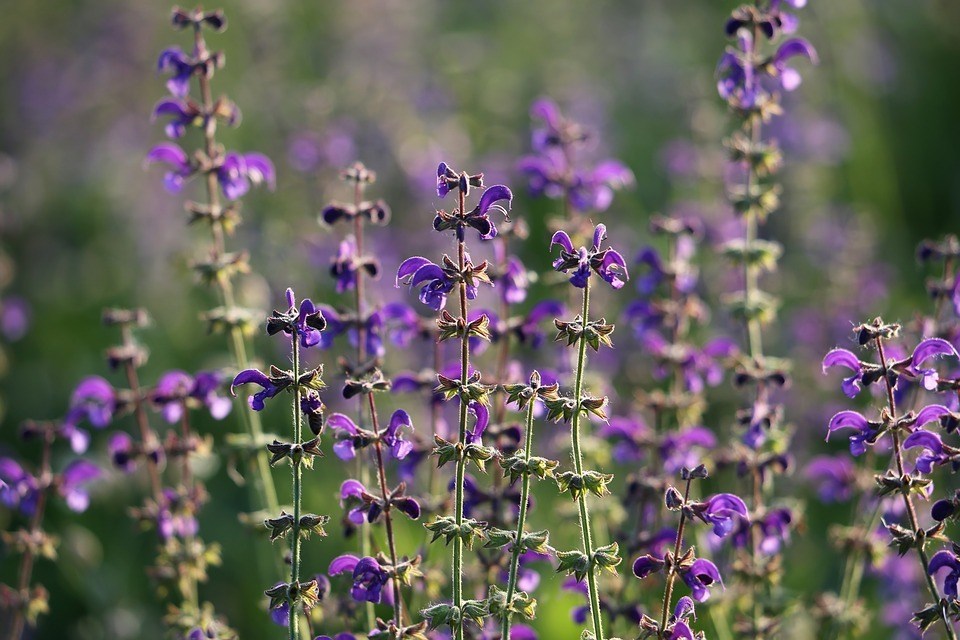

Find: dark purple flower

[330,235,380,294]
[822,348,864,398]
[108,432,137,473]
[230,368,289,411]
[339,479,375,524]
[382,409,414,460]
[269,288,327,349]
[58,460,102,513]
[550,223,629,290]
[433,178,513,241]
[929,549,960,598]
[151,97,201,139]
[804,455,856,502]
[157,47,194,98]
[716,30,759,109]
[0,458,39,515]
[465,401,489,445]
[632,554,666,579]
[315,635,357,640]
[396,256,477,311]
[681,558,723,602]
[903,430,951,474]
[826,410,878,456]
[732,508,791,555]
[328,555,390,603]
[907,338,958,391]
[698,493,748,538]
[145,142,195,192]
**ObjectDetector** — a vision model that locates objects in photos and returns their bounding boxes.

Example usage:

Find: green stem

[502,397,537,640]
[571,280,604,640]
[289,338,303,640]
[368,392,404,626]
[453,188,470,640]
[660,477,693,634]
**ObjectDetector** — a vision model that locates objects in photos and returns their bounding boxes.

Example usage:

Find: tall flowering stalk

[232,289,330,639]
[146,6,279,525]
[485,370,560,639]
[546,222,628,640]
[0,421,102,640]
[823,321,960,638]
[716,1,816,635]
[400,162,511,639]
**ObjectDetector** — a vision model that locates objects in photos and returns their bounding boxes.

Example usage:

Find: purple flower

[382,409,414,460]
[681,558,723,602]
[716,30,759,109]
[465,401,489,445]
[0,458,39,515]
[550,223,629,290]
[396,256,476,311]
[328,414,362,461]
[151,370,194,423]
[339,479,375,524]
[108,432,137,473]
[145,142,195,192]
[381,302,419,348]
[330,235,380,294]
[156,488,199,540]
[151,97,201,139]
[500,256,529,304]
[58,460,102,513]
[65,376,116,429]
[826,410,879,456]
[903,430,951,474]
[217,151,276,200]
[190,370,232,420]
[821,348,864,398]
[697,493,748,538]
[230,368,289,411]
[732,508,792,555]
[157,47,194,98]
[906,338,958,391]
[268,288,327,349]
[770,38,819,92]
[929,549,960,598]
[804,455,856,502]
[433,171,513,241]
[328,555,390,603]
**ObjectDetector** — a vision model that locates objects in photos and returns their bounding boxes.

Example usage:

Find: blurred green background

[2,1,960,638]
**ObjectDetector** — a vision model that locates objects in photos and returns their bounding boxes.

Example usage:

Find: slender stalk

[875,337,957,640]
[659,476,693,634]
[501,396,537,640]
[367,393,405,625]
[5,431,52,640]
[453,188,470,640]
[351,177,376,631]
[289,338,304,640]
[120,326,162,501]
[570,279,605,640]
[192,24,279,520]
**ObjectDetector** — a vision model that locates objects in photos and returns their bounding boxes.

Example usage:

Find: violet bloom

[63,376,117,453]
[145,143,275,199]
[380,302,419,348]
[58,460,102,513]
[157,47,194,97]
[769,38,819,92]
[0,458,39,515]
[328,414,364,461]
[666,596,698,640]
[396,256,476,311]
[661,426,717,474]
[516,300,567,348]
[190,370,232,420]
[314,305,384,357]
[804,455,856,502]
[330,235,379,293]
[903,430,953,474]
[152,370,194,423]
[231,369,289,411]
[826,410,879,457]
[681,558,723,602]
[269,288,327,349]
[907,338,958,391]
[550,223,629,289]
[465,401,490,445]
[108,432,137,473]
[929,550,960,598]
[434,164,513,241]
[599,415,650,464]
[822,348,864,398]
[382,409,415,459]
[328,555,390,603]
[151,97,201,139]
[732,508,792,555]
[157,488,199,540]
[697,493,748,538]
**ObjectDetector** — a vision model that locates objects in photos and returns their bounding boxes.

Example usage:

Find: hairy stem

[367,393,405,625]
[289,338,304,640]
[571,280,605,640]
[875,336,957,640]
[501,397,537,640]
[453,188,470,640]
[660,476,693,634]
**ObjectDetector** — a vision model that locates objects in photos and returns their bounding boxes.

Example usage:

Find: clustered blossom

[550,223,628,289]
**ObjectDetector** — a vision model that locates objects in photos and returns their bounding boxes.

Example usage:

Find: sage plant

[823,321,960,638]
[146,5,279,527]
[0,421,101,640]
[546,222,628,640]
[399,162,511,639]
[715,1,816,635]
[232,288,330,639]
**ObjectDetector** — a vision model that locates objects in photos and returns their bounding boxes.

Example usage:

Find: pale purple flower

[396,256,478,311]
[822,348,864,398]
[697,493,748,538]
[58,460,102,513]
[826,410,878,457]
[805,455,856,502]
[382,409,414,460]
[906,337,958,391]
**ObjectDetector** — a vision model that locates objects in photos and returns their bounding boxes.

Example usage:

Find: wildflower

[804,455,856,502]
[230,368,290,411]
[328,555,390,604]
[550,223,629,289]
[695,493,749,538]
[928,550,960,598]
[433,169,513,241]
[57,460,102,513]
[821,348,864,398]
[681,558,723,602]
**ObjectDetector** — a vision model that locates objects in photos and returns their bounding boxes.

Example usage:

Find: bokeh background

[2,1,960,638]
